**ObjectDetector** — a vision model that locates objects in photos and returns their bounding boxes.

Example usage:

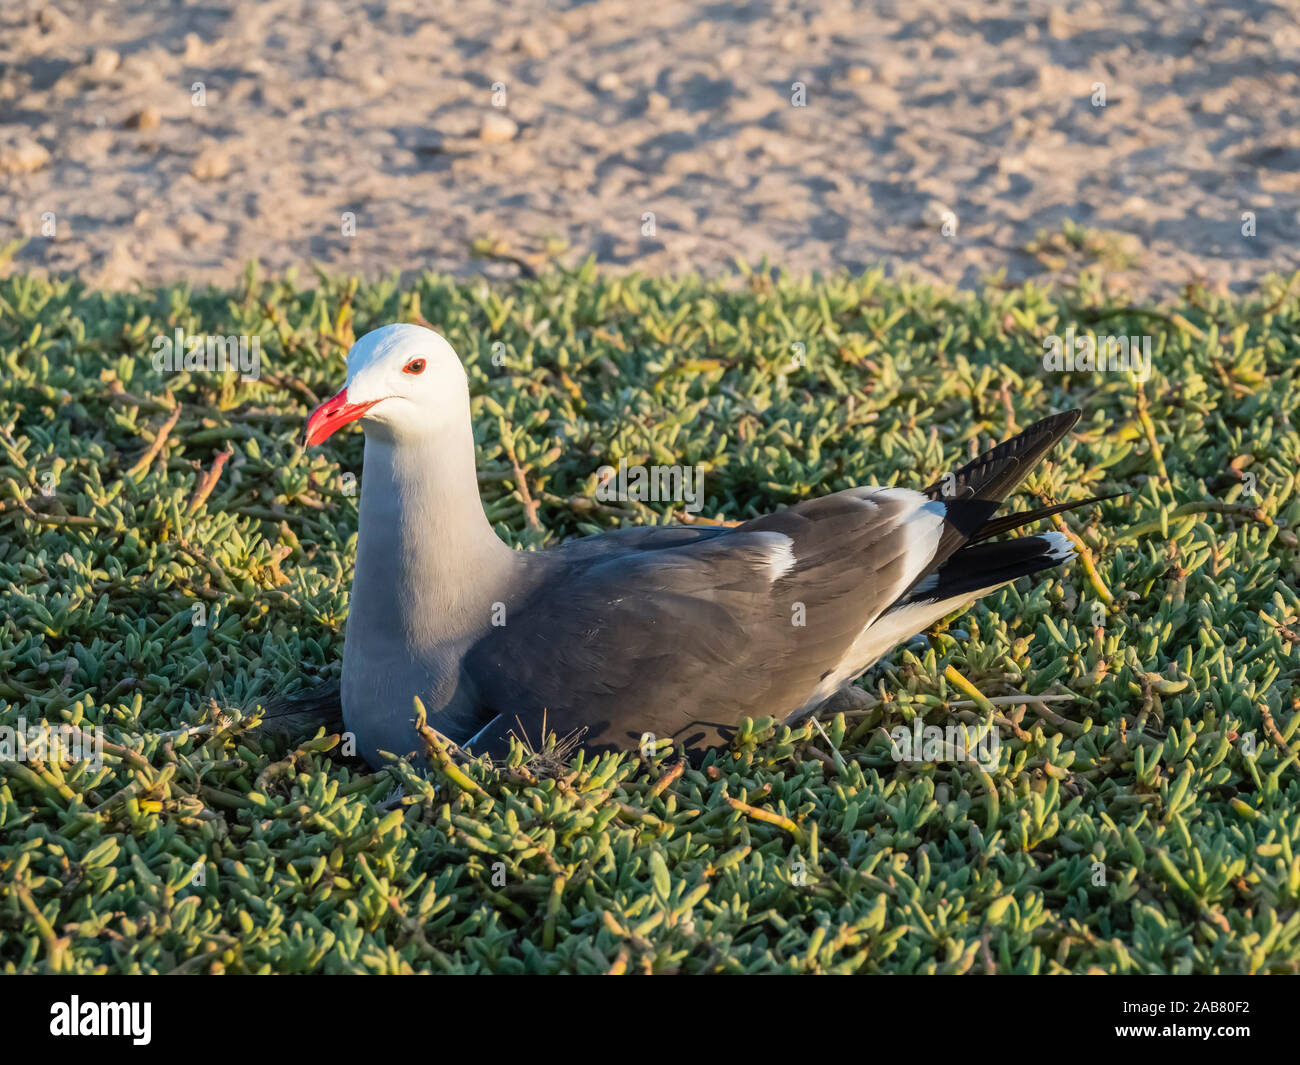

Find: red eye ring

[403,358,426,375]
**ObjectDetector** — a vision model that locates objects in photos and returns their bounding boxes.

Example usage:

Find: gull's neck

[349,415,515,649]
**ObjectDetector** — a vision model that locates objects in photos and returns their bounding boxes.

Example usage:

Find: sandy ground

[2,0,1297,294]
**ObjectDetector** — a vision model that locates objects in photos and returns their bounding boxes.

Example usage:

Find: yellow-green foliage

[1,264,1299,973]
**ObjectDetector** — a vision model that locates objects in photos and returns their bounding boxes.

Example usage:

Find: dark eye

[403,358,426,375]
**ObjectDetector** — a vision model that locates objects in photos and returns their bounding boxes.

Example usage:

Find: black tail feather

[969,491,1125,543]
[922,410,1082,506]
[903,410,1083,597]
[907,533,1075,605]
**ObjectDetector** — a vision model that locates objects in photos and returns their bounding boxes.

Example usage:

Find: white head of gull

[307,323,1102,767]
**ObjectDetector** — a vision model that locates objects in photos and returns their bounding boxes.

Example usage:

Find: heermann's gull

[305,323,1104,765]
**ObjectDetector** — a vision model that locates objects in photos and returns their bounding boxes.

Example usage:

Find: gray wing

[464,487,944,757]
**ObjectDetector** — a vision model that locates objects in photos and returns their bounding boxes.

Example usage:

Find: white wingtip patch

[764,540,795,582]
[1042,531,1075,562]
[766,535,797,581]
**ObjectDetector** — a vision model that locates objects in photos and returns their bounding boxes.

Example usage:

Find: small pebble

[125,107,162,130]
[479,112,518,143]
[0,138,52,175]
[191,146,231,180]
[88,47,121,78]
